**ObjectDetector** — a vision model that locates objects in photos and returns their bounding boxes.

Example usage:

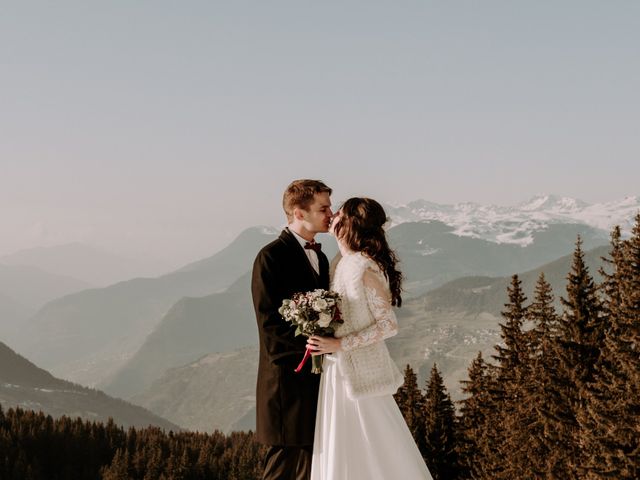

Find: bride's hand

[308,335,341,355]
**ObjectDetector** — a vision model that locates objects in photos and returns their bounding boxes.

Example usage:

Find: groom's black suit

[252,228,330,479]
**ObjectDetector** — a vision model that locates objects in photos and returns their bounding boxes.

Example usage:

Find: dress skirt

[310,355,433,480]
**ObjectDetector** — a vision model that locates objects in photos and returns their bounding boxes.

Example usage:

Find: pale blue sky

[1,1,639,267]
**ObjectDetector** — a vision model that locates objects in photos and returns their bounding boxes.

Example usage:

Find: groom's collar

[287,227,315,250]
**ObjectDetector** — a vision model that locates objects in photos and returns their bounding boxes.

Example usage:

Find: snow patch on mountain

[386,195,639,246]
[416,239,440,256]
[258,226,280,235]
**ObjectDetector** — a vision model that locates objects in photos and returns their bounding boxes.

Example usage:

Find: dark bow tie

[304,241,322,253]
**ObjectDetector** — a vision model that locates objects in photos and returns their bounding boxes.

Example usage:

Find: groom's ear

[293,207,306,221]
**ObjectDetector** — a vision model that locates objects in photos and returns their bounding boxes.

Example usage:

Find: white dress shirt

[289,228,320,275]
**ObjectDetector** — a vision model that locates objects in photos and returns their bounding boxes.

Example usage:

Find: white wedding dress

[310,256,432,480]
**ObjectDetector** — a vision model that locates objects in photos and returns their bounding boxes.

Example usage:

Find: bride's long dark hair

[333,197,403,307]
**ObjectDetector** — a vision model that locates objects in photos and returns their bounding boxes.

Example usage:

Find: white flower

[312,298,328,312]
[317,312,332,328]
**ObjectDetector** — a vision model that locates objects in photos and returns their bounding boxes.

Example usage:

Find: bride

[307,197,432,480]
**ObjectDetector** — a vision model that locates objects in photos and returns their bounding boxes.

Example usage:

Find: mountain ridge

[0,340,179,431]
[385,194,639,246]
[0,242,171,287]
[14,227,280,388]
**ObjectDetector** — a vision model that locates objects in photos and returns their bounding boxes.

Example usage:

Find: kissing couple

[252,179,432,480]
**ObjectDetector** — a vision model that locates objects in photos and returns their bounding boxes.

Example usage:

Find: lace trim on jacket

[340,266,398,351]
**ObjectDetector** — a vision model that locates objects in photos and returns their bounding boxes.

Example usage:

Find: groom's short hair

[283,179,332,222]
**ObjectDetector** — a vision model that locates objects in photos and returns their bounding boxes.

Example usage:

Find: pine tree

[580,219,640,478]
[546,236,604,476]
[494,275,529,376]
[140,445,162,479]
[529,273,559,355]
[483,274,529,479]
[457,351,491,479]
[101,448,130,480]
[424,363,458,480]
[559,236,604,386]
[394,364,427,457]
[169,447,190,480]
[526,272,562,478]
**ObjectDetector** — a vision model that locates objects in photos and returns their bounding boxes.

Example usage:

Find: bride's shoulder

[339,251,378,274]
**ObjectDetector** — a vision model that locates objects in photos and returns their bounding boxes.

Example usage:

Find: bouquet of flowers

[279,289,342,373]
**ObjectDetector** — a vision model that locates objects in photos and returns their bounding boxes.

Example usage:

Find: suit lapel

[318,251,330,289]
[279,229,321,288]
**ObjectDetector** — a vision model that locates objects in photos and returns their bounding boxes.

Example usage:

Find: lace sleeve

[340,266,399,351]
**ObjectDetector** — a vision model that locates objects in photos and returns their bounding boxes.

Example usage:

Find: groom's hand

[308,335,341,355]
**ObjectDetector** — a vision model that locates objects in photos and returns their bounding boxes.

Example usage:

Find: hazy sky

[1,1,639,268]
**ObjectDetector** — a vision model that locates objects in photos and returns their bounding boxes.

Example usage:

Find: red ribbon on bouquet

[294,347,313,373]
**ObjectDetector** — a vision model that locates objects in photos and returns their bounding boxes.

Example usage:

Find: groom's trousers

[262,445,312,480]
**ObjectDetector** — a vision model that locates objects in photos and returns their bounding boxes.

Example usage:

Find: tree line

[0,406,265,479]
[394,215,640,479]
[1,215,638,479]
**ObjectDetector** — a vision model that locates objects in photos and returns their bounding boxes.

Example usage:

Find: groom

[251,179,333,480]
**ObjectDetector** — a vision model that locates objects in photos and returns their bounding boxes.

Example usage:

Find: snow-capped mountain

[385,195,640,246]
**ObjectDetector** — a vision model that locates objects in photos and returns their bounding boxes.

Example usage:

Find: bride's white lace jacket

[332,251,404,399]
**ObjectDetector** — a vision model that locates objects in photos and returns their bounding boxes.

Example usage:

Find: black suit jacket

[251,228,330,446]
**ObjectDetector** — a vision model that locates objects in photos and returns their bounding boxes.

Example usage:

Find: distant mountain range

[0,291,30,342]
[0,263,92,343]
[11,227,283,388]
[0,340,178,430]
[0,263,91,311]
[0,242,172,287]
[386,220,607,294]
[5,194,636,433]
[385,194,639,245]
[131,245,610,433]
[131,347,257,433]
[98,220,608,400]
[103,273,255,399]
